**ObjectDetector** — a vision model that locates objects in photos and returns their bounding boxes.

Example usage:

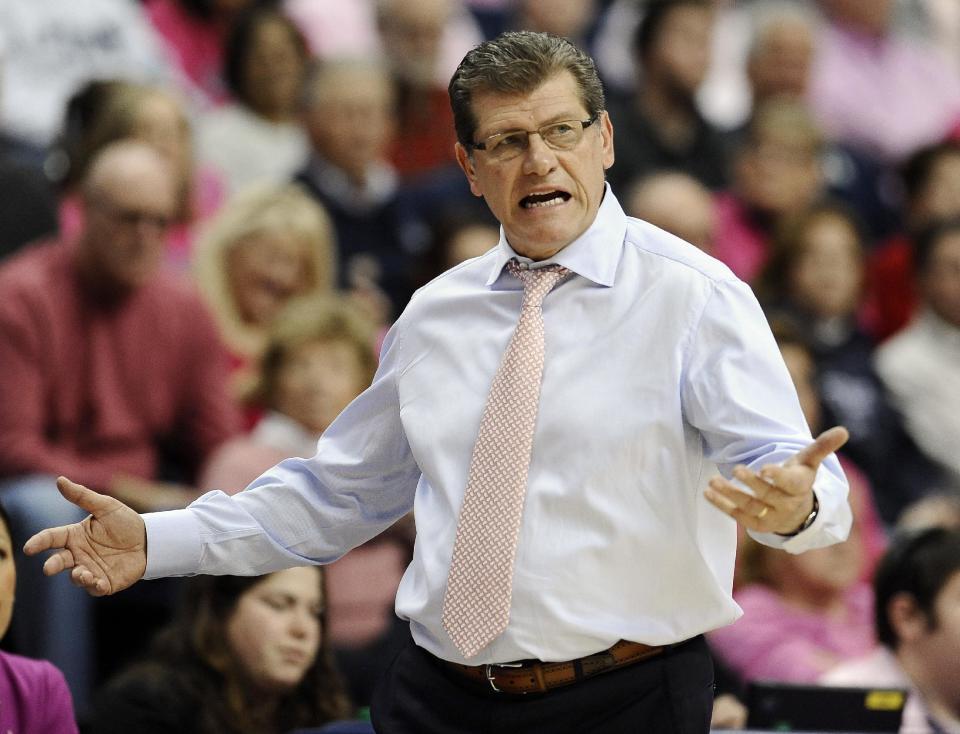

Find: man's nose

[521,133,558,176]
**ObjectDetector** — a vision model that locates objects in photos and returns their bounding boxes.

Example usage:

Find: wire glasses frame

[468,115,600,162]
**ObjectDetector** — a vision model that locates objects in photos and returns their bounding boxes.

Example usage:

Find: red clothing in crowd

[389,86,458,178]
[864,234,918,343]
[0,240,240,491]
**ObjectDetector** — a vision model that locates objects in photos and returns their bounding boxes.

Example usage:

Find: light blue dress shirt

[144,186,851,665]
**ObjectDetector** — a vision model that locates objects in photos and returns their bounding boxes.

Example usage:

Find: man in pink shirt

[0,140,240,713]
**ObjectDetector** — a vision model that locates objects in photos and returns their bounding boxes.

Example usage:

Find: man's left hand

[704,426,849,535]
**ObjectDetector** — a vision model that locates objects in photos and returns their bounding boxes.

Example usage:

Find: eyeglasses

[469,115,599,162]
[90,198,172,232]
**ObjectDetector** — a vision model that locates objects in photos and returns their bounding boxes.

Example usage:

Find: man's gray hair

[448,31,606,147]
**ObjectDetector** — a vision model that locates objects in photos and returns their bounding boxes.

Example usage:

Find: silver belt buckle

[485,661,524,693]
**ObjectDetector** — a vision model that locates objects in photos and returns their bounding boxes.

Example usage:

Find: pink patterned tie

[442,260,571,658]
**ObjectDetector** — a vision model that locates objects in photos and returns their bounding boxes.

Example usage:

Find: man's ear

[888,592,928,644]
[455,142,484,198]
[600,110,615,171]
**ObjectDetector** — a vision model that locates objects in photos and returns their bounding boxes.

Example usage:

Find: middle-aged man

[0,139,240,712]
[822,527,960,734]
[26,33,850,734]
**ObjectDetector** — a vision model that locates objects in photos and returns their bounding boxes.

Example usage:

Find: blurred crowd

[1,0,960,731]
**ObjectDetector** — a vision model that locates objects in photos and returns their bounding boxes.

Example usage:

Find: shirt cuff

[143,509,203,579]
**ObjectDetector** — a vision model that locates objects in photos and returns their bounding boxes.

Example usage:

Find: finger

[707,476,771,516]
[69,566,110,597]
[41,549,76,576]
[786,426,849,470]
[758,464,812,496]
[56,476,116,517]
[23,525,74,556]
[704,488,768,531]
[732,465,780,504]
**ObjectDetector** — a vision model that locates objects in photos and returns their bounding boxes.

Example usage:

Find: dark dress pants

[370,634,714,734]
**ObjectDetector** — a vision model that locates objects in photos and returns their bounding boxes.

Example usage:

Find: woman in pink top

[0,503,78,733]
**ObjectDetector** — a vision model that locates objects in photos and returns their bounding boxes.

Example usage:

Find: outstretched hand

[704,426,849,535]
[23,477,147,597]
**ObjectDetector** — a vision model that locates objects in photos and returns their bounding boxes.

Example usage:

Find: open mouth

[520,191,571,209]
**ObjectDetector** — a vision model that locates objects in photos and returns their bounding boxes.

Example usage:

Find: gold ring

[757,506,769,519]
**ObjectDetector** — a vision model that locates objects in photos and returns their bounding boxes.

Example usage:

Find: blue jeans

[1,474,92,716]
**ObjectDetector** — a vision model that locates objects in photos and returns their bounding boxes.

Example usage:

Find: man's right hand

[23,476,147,597]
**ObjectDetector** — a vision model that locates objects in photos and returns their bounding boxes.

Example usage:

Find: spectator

[606,0,732,193]
[295,58,422,317]
[55,79,224,270]
[192,183,338,402]
[713,98,825,281]
[866,140,960,342]
[876,219,960,492]
[88,567,353,734]
[821,527,960,733]
[200,295,410,706]
[624,170,716,254]
[0,140,240,709]
[740,0,898,240]
[200,294,377,491]
[0,503,78,733]
[810,0,960,165]
[376,0,465,178]
[756,202,939,522]
[744,0,816,108]
[196,5,311,197]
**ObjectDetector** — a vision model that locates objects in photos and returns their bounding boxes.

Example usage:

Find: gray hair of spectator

[298,57,394,112]
[746,0,820,59]
[873,527,960,649]
[448,31,605,148]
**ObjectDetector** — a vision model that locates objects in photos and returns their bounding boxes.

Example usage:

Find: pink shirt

[0,240,240,490]
[711,192,770,283]
[144,0,230,107]
[0,651,78,734]
[810,22,960,163]
[708,582,877,684]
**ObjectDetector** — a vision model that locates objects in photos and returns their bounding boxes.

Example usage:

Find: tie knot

[507,260,571,306]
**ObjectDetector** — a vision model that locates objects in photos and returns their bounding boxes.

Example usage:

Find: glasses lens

[481,119,590,161]
[542,121,583,149]
[489,131,528,159]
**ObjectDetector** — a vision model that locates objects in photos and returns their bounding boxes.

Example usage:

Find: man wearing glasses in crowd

[26,32,850,733]
[0,139,238,712]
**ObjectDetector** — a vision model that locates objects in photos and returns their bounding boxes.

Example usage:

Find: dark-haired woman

[88,568,352,734]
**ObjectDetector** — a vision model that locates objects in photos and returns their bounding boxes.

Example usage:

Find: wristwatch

[777,493,819,538]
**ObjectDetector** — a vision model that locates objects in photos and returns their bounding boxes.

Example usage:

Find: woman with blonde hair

[192,183,338,401]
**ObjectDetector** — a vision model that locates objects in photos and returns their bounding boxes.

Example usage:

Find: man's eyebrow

[479,110,590,138]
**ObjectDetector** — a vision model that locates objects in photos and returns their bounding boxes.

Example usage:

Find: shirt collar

[485,183,627,288]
